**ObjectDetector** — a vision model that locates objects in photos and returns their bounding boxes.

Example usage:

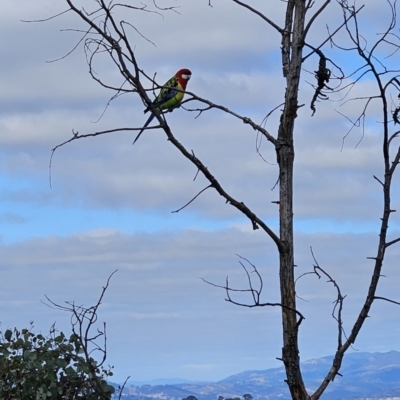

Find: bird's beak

[182,74,191,80]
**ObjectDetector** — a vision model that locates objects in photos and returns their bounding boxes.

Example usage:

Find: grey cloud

[0,102,392,226]
[0,212,29,224]
[0,228,398,381]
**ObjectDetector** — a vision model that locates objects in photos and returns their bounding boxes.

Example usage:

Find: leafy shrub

[0,324,115,400]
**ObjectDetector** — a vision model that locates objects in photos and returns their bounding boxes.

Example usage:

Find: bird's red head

[176,68,192,88]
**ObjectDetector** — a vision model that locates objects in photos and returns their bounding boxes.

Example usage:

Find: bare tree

[0,271,120,399]
[44,270,130,400]
[37,1,400,399]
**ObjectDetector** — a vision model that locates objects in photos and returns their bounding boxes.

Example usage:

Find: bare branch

[49,128,142,189]
[185,92,277,145]
[303,0,331,40]
[171,185,212,213]
[201,254,305,326]
[230,0,283,33]
[47,26,93,63]
[302,4,365,62]
[385,236,400,247]
[373,175,385,187]
[163,124,283,249]
[374,296,400,306]
[21,9,71,23]
[41,270,118,396]
[310,247,346,348]
[117,375,131,400]
[389,146,400,175]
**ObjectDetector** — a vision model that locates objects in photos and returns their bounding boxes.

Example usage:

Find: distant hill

[127,378,194,387]
[113,350,400,400]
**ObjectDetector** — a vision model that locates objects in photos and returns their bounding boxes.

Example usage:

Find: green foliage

[0,324,115,400]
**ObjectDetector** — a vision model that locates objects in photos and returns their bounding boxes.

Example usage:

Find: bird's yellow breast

[159,82,185,111]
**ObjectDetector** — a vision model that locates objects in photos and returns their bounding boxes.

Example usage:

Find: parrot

[133,68,192,145]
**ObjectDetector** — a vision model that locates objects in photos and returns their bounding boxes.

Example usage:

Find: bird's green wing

[153,76,184,111]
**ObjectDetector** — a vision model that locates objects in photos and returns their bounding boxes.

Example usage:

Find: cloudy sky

[1,0,399,385]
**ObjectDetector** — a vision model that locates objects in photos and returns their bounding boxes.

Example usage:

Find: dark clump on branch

[393,93,400,124]
[310,49,332,116]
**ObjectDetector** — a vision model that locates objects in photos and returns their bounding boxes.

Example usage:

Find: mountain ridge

[114,350,400,400]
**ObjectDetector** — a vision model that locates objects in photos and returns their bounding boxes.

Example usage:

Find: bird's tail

[132,113,155,145]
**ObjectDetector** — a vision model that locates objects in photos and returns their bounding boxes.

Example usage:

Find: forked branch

[202,255,305,326]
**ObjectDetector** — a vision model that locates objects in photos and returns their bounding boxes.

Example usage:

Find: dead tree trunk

[278,2,308,399]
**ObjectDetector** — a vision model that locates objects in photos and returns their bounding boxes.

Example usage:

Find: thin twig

[171,185,212,213]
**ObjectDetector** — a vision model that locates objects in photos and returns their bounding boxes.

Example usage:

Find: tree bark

[278,1,308,399]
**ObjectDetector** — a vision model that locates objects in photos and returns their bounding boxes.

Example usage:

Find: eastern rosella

[133,68,192,145]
